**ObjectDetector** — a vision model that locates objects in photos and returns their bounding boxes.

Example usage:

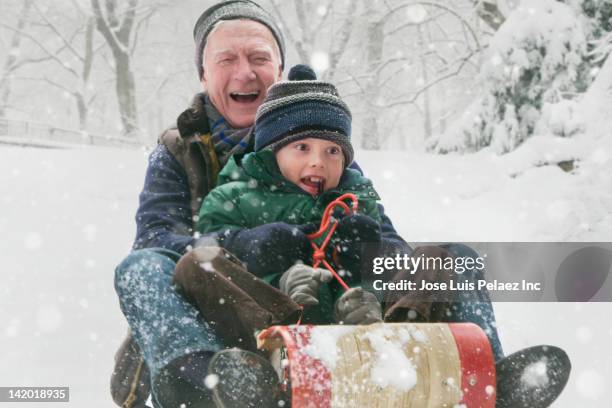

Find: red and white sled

[258,322,496,408]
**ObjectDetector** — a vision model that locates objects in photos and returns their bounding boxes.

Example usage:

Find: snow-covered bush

[573,0,612,50]
[536,99,585,137]
[430,0,587,154]
[578,51,612,138]
[563,0,612,91]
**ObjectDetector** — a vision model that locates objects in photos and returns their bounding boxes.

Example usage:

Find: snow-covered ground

[1,141,611,407]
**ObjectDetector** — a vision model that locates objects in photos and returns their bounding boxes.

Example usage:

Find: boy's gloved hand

[221,222,315,277]
[279,264,333,306]
[334,287,383,325]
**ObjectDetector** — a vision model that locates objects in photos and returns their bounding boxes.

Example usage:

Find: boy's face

[275,138,344,196]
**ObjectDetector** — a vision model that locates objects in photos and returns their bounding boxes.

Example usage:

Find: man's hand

[332,214,382,270]
[221,222,314,277]
[279,264,333,306]
[334,287,382,325]
[334,213,382,244]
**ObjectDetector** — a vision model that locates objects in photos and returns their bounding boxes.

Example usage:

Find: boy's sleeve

[195,185,247,234]
[132,144,196,254]
[197,189,314,280]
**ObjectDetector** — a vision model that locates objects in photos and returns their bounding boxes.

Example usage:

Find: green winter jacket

[196,149,382,233]
[195,149,384,323]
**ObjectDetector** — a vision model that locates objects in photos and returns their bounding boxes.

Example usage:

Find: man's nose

[233,57,256,81]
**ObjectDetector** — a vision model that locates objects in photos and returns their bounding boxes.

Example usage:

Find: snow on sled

[258,322,496,408]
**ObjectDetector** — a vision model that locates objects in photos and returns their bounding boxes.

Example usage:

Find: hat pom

[288,64,317,81]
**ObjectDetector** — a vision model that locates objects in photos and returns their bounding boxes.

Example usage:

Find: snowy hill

[0,143,610,407]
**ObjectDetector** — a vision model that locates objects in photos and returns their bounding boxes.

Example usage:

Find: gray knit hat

[254,65,354,166]
[193,0,285,79]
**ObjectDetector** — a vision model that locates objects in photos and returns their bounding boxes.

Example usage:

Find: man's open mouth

[229,91,260,103]
[301,176,325,194]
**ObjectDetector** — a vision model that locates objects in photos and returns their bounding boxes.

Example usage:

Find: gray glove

[279,264,333,306]
[334,287,383,325]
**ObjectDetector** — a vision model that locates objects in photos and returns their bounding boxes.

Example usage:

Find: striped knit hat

[193,0,285,80]
[254,65,354,166]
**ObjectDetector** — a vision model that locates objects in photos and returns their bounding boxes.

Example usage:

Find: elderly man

[111,2,289,407]
[110,2,394,407]
[111,1,569,408]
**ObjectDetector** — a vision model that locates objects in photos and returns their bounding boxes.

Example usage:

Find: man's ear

[200,72,208,91]
[277,64,283,81]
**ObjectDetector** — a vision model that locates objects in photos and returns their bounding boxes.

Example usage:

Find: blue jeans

[114,248,223,407]
[439,243,504,361]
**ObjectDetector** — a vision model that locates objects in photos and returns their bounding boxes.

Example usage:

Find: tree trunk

[360,7,384,150]
[91,0,139,136]
[115,52,138,135]
[75,17,95,131]
[75,93,88,131]
[0,0,33,119]
[417,24,432,140]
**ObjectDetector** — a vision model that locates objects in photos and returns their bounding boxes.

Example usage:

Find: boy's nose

[309,152,325,168]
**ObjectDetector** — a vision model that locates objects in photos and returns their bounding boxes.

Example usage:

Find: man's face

[275,138,344,196]
[201,20,282,128]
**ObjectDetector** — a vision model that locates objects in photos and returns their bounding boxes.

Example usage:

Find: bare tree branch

[382,1,481,50]
[87,93,98,106]
[17,75,75,95]
[268,0,310,63]
[117,0,138,44]
[83,17,95,82]
[130,5,159,56]
[0,0,33,116]
[0,22,80,78]
[91,0,124,55]
[385,11,446,36]
[326,4,357,80]
[69,0,87,19]
[91,0,141,135]
[32,3,85,63]
[10,55,54,70]
[378,66,405,89]
[105,0,120,29]
[382,50,475,108]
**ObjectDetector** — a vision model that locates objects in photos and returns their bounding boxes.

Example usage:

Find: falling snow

[521,359,550,389]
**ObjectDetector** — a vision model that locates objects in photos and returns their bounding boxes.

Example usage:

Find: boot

[154,351,216,408]
[496,345,571,408]
[208,349,283,408]
[110,331,151,408]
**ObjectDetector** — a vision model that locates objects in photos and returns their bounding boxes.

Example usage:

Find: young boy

[194,67,410,326]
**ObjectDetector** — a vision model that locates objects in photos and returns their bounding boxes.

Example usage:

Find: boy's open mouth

[229,91,260,103]
[301,176,325,195]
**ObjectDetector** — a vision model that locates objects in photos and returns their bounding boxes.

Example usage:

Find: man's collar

[176,93,210,138]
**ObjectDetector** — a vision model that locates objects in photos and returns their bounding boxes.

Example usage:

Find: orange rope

[293,193,358,326]
[306,193,359,292]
